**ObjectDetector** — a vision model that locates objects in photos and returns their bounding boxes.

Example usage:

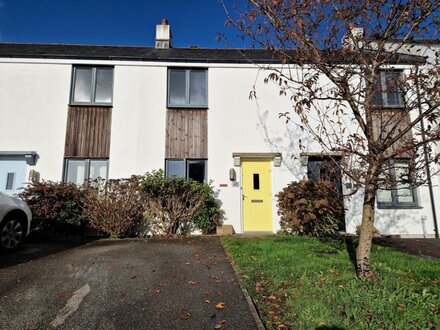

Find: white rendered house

[0,22,438,237]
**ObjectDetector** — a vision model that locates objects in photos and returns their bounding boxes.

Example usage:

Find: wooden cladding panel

[166,109,208,158]
[372,109,413,158]
[64,106,112,158]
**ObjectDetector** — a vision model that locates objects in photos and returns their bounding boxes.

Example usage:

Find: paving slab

[0,237,259,329]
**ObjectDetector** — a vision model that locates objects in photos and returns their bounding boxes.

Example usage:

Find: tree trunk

[356,185,376,278]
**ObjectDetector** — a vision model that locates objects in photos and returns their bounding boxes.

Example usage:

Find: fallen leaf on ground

[179,311,191,320]
[188,280,198,285]
[215,302,225,309]
[205,299,210,304]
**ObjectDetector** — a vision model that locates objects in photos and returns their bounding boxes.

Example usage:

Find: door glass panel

[187,160,206,183]
[166,160,185,178]
[169,69,187,106]
[5,172,14,190]
[73,68,93,103]
[95,68,113,103]
[89,160,108,181]
[65,159,86,185]
[189,70,207,106]
[253,173,260,190]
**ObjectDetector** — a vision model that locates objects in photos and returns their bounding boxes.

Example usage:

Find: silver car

[0,192,32,250]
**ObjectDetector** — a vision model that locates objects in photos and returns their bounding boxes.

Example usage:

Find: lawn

[221,236,440,330]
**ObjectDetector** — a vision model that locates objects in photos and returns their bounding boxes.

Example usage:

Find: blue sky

[0,0,240,48]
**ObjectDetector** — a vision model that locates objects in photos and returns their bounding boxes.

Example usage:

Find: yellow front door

[242,160,273,232]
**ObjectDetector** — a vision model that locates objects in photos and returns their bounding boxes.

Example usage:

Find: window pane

[166,159,185,178]
[89,160,108,181]
[187,160,206,183]
[372,74,383,106]
[189,70,207,106]
[65,160,86,185]
[395,164,414,203]
[253,173,260,190]
[384,71,403,107]
[169,70,187,106]
[5,172,14,190]
[73,68,93,103]
[377,189,392,203]
[95,68,113,103]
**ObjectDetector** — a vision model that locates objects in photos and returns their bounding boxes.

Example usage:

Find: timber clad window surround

[70,66,114,105]
[165,109,208,158]
[372,70,405,108]
[64,107,112,158]
[168,68,207,108]
[64,158,109,185]
[377,161,418,208]
[165,159,207,183]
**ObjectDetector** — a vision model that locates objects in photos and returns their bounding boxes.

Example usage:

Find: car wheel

[0,218,25,250]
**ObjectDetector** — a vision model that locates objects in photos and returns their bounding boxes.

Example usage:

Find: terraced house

[0,21,438,237]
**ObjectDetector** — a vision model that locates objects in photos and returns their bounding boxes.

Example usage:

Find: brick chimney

[155,18,171,49]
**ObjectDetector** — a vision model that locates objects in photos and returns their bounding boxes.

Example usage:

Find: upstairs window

[377,161,418,208]
[168,68,207,108]
[372,70,405,108]
[165,159,207,183]
[70,66,114,105]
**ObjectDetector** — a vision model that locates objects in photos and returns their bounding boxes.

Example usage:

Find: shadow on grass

[344,236,357,271]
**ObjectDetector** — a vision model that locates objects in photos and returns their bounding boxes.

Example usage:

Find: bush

[141,170,221,237]
[276,180,344,238]
[84,176,145,238]
[19,181,87,234]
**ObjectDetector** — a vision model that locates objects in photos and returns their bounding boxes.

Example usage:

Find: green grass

[221,236,440,330]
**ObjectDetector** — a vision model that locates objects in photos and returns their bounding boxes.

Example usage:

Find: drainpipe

[415,65,439,238]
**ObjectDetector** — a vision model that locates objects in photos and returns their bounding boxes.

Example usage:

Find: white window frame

[63,158,109,184]
[70,66,114,106]
[167,68,208,108]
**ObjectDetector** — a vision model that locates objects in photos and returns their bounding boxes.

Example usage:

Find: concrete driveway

[0,237,258,329]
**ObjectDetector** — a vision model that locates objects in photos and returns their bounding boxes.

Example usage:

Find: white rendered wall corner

[0,62,71,183]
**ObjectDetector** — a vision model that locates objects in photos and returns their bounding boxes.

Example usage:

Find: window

[70,66,114,105]
[377,161,418,208]
[372,70,405,108]
[165,159,207,183]
[5,173,15,190]
[168,68,207,107]
[307,157,343,195]
[64,158,109,185]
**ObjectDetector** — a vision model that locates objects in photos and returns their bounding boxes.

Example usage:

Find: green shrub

[141,170,221,237]
[19,181,87,234]
[84,176,145,238]
[276,180,344,238]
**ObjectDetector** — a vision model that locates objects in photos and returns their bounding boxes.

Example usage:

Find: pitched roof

[0,43,425,64]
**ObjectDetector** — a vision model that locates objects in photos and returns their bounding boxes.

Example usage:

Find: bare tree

[222,0,440,278]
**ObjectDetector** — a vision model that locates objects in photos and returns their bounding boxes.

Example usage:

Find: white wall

[0,62,71,181]
[109,65,167,178]
[0,58,437,236]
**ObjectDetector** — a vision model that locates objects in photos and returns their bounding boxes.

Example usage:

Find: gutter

[415,65,439,238]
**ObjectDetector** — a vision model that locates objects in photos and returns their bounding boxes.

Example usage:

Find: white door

[0,160,27,196]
